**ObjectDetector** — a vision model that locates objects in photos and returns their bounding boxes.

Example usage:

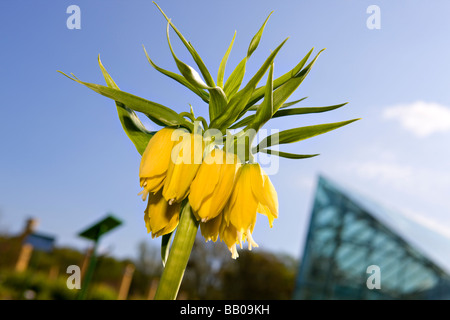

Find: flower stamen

[138,188,149,201]
[237,230,243,249]
[230,244,239,259]
[246,229,258,251]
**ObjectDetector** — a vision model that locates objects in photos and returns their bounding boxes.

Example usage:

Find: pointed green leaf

[232,98,332,129]
[258,148,320,159]
[256,118,360,150]
[279,97,308,109]
[142,46,210,103]
[165,21,227,121]
[97,56,155,155]
[233,49,323,125]
[154,2,216,87]
[208,87,228,122]
[165,20,210,90]
[273,49,325,114]
[247,97,308,111]
[211,38,289,131]
[161,231,174,267]
[230,97,307,129]
[247,12,273,57]
[224,58,247,97]
[229,114,254,129]
[223,12,273,98]
[250,63,273,131]
[217,31,236,88]
[188,42,216,87]
[272,103,347,118]
[246,48,314,109]
[239,49,323,120]
[58,72,192,129]
[231,100,342,130]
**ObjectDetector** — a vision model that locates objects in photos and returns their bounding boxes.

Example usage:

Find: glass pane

[294,176,450,300]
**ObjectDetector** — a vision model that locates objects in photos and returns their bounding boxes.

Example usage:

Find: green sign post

[77,214,122,300]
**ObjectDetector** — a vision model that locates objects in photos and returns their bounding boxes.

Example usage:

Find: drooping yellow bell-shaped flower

[199,214,222,243]
[163,132,205,204]
[223,163,278,254]
[257,171,279,228]
[219,220,240,259]
[139,127,185,200]
[189,149,240,222]
[144,189,181,238]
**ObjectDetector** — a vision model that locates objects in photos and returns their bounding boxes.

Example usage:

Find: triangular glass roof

[319,174,450,275]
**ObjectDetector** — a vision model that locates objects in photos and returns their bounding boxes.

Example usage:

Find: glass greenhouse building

[293,175,450,300]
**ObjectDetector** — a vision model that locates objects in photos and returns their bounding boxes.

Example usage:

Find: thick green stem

[154,202,199,300]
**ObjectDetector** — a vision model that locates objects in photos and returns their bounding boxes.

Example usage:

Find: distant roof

[319,174,450,275]
[24,232,55,252]
[78,215,123,242]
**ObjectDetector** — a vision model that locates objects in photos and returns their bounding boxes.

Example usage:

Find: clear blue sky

[1,1,450,265]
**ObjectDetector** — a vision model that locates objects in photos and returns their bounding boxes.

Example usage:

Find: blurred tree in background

[0,229,298,300]
[181,237,231,299]
[180,236,298,299]
[219,250,297,299]
[128,240,162,298]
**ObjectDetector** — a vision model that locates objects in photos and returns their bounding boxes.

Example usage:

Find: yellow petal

[249,165,278,223]
[261,171,278,218]
[144,189,180,238]
[199,213,222,242]
[248,163,266,206]
[194,151,240,222]
[139,128,186,194]
[152,212,179,238]
[209,153,240,214]
[219,219,240,258]
[141,174,165,195]
[223,167,242,220]
[140,128,181,178]
[226,164,258,233]
[189,149,222,213]
[163,133,205,203]
[257,203,275,228]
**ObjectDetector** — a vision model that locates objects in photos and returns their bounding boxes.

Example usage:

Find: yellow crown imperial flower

[222,163,278,257]
[219,219,243,259]
[144,189,181,238]
[199,214,222,243]
[257,170,279,228]
[163,132,205,204]
[61,1,360,300]
[139,127,184,201]
[189,149,241,222]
